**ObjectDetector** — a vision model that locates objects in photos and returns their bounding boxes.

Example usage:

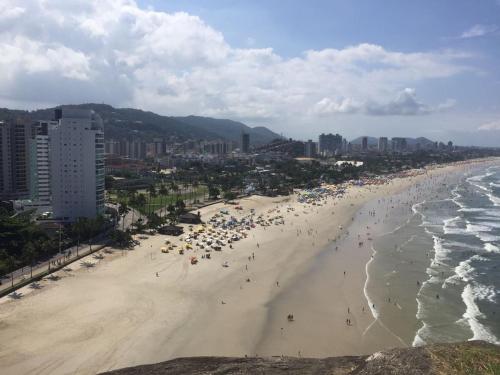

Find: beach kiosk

[179,212,202,224]
[158,225,184,236]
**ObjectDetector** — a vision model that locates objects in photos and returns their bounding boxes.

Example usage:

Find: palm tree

[118,202,130,231]
[192,179,200,203]
[127,189,137,225]
[158,184,169,218]
[170,181,179,205]
[147,184,157,215]
[136,193,147,218]
[22,242,37,279]
[166,204,178,225]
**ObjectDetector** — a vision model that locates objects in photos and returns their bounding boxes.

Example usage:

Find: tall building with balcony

[318,133,343,156]
[29,120,56,205]
[304,139,317,158]
[391,137,407,153]
[378,137,388,153]
[203,140,233,155]
[49,108,105,221]
[241,132,250,153]
[361,136,368,151]
[0,120,32,200]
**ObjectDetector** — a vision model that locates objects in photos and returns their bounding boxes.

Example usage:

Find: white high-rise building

[29,121,57,206]
[49,108,105,221]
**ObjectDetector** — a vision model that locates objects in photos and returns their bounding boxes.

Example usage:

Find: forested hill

[0,104,281,146]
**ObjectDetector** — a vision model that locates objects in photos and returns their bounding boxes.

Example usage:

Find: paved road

[0,235,108,294]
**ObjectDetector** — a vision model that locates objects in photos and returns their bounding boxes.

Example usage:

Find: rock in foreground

[102,341,500,375]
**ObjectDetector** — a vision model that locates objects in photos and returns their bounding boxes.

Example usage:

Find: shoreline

[0,159,497,374]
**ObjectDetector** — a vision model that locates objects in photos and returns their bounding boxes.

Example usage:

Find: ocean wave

[466,223,491,233]
[431,236,451,265]
[477,233,500,242]
[460,284,500,344]
[412,320,429,347]
[484,243,500,253]
[411,201,426,216]
[476,220,500,229]
[454,255,489,283]
[455,257,476,283]
[443,216,466,235]
[458,207,484,212]
[467,173,493,196]
[450,186,466,210]
[443,274,462,288]
[442,240,477,250]
[486,192,500,207]
[364,245,379,320]
[467,172,494,183]
[476,214,500,221]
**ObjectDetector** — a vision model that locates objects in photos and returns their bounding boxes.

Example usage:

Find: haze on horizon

[0,0,499,146]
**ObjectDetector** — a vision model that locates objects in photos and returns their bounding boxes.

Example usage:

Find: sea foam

[460,284,500,344]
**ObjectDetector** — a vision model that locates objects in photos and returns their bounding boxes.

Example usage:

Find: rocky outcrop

[102,341,500,375]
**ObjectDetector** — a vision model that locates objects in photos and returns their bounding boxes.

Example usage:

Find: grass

[109,185,208,215]
[429,342,500,375]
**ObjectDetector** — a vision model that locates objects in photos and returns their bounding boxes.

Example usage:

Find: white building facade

[29,121,57,207]
[49,108,105,221]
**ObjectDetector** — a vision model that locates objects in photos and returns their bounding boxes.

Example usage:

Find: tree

[175,199,186,214]
[223,190,237,200]
[208,185,220,200]
[22,242,37,278]
[110,229,134,248]
[135,193,147,218]
[166,204,179,225]
[132,218,147,233]
[147,184,157,215]
[170,182,179,203]
[127,189,138,225]
[5,256,15,286]
[147,212,163,229]
[158,184,169,218]
[118,202,130,231]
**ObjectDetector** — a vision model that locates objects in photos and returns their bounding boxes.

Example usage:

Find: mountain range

[0,104,281,146]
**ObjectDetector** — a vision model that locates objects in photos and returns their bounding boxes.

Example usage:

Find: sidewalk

[0,238,109,298]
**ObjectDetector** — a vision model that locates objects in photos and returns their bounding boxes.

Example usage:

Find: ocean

[367,164,500,347]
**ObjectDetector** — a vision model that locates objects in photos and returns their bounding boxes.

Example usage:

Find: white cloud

[478,120,500,131]
[0,0,473,129]
[0,4,25,20]
[460,24,498,38]
[313,88,456,116]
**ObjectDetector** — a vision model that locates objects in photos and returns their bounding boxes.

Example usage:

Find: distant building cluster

[104,130,253,171]
[298,133,454,159]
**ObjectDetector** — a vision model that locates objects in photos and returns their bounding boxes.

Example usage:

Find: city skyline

[0,0,499,147]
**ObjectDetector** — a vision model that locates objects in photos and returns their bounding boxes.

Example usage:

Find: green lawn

[109,185,208,215]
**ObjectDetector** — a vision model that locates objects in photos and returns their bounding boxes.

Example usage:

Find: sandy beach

[0,159,495,375]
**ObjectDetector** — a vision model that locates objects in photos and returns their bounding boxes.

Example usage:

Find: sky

[0,0,499,145]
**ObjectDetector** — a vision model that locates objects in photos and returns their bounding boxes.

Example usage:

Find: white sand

[0,159,494,375]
